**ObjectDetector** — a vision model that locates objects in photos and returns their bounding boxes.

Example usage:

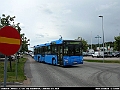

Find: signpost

[16,45,22,80]
[0,26,21,87]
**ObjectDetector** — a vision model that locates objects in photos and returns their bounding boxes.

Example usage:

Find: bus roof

[51,39,81,44]
[34,45,40,48]
[51,39,63,44]
[34,39,82,48]
[45,43,51,46]
[40,44,46,46]
[34,43,46,48]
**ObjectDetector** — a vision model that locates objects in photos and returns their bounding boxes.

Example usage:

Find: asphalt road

[23,56,120,87]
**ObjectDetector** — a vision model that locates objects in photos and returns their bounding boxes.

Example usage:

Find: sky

[0,0,120,50]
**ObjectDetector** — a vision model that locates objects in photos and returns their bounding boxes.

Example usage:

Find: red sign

[0,26,21,56]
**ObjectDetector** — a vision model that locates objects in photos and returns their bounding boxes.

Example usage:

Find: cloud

[62,9,72,14]
[96,2,118,11]
[44,9,53,14]
[38,4,53,14]
[36,34,45,38]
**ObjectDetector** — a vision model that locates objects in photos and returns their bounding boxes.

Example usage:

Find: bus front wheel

[52,58,56,65]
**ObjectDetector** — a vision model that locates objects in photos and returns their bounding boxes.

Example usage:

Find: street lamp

[59,35,62,40]
[95,35,101,50]
[0,17,1,26]
[99,15,104,63]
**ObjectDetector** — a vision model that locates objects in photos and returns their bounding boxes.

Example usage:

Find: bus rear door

[57,45,63,66]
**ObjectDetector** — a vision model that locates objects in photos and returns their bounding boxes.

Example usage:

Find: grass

[84,59,120,63]
[0,57,27,83]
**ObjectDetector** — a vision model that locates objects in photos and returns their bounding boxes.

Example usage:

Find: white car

[92,51,104,58]
[92,52,100,58]
[10,55,16,60]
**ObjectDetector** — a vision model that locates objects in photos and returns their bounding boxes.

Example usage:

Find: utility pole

[99,15,104,63]
[91,31,92,49]
[0,17,1,28]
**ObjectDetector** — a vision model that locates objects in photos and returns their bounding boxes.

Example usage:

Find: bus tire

[38,56,40,62]
[52,58,56,65]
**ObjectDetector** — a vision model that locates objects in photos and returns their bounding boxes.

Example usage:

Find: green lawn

[0,57,27,83]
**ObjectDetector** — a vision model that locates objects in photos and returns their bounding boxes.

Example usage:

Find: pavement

[1,56,120,87]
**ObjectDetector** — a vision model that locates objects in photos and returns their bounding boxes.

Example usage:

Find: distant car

[0,53,15,60]
[104,52,113,58]
[92,51,113,58]
[0,53,5,58]
[116,52,120,57]
[92,51,100,58]
[16,52,23,59]
[82,52,88,56]
[8,55,15,61]
[30,53,34,58]
[29,52,34,58]
[112,52,120,57]
[10,55,16,60]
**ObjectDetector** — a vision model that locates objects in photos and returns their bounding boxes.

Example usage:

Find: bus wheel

[39,61,41,63]
[38,56,40,62]
[52,58,56,65]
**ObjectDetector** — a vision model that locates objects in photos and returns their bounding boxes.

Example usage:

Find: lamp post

[99,15,104,63]
[0,17,1,26]
[59,35,62,40]
[95,35,101,50]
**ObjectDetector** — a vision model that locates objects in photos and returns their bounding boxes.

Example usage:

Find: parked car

[8,55,16,61]
[29,53,34,58]
[92,51,100,58]
[104,52,113,58]
[10,55,16,60]
[0,53,5,58]
[92,51,113,58]
[82,52,88,56]
[112,52,120,57]
[0,53,16,61]
[115,52,120,57]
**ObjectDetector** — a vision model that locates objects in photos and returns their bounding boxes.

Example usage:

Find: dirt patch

[23,77,31,85]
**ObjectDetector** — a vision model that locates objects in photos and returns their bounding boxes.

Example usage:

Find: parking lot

[84,56,120,60]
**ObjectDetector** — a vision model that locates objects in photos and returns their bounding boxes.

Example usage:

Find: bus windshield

[64,41,82,56]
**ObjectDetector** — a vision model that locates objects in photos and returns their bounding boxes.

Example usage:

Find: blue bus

[33,39,83,66]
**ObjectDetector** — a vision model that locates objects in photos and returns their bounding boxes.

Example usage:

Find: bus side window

[51,45,56,54]
[47,46,51,54]
[64,47,68,55]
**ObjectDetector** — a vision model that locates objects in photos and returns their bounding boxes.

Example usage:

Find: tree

[20,33,30,53]
[114,36,120,51]
[13,22,21,33]
[0,14,15,28]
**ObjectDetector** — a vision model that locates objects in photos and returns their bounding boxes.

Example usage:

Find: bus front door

[57,45,63,66]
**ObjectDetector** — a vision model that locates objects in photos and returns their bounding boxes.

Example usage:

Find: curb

[0,82,23,85]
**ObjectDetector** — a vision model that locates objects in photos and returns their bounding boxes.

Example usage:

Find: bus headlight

[64,60,68,63]
[64,60,68,62]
